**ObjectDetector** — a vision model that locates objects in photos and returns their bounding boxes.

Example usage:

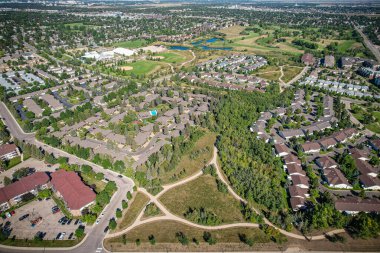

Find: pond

[169,46,190,50]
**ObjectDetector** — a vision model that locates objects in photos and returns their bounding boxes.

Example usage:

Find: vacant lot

[105,220,271,252]
[116,192,149,231]
[159,175,245,224]
[158,132,216,184]
[282,66,303,83]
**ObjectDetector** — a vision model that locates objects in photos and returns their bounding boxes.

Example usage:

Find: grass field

[351,105,380,134]
[104,220,271,252]
[156,52,186,64]
[282,66,303,83]
[121,60,163,76]
[80,173,106,193]
[256,71,282,81]
[0,237,84,248]
[114,39,148,49]
[159,175,245,224]
[158,132,216,184]
[116,192,149,231]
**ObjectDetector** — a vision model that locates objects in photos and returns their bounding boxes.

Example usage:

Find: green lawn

[114,39,148,49]
[282,66,303,83]
[116,192,149,231]
[351,105,380,134]
[0,237,84,247]
[6,156,22,169]
[156,52,186,64]
[120,61,162,76]
[159,175,245,224]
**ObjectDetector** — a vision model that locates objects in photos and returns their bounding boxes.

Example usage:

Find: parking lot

[3,198,86,240]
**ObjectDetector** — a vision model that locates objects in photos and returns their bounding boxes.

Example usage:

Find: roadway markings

[95,247,103,252]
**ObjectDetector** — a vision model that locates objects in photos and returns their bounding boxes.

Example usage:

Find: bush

[216,179,228,194]
[144,203,160,217]
[75,227,85,238]
[185,207,222,225]
[116,208,122,218]
[175,232,189,245]
[203,165,216,177]
[109,219,117,230]
[127,191,132,200]
[136,238,141,246]
[122,200,128,209]
[148,235,155,245]
[203,231,216,245]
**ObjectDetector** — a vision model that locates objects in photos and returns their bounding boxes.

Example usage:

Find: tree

[96,191,111,207]
[116,208,122,218]
[109,219,117,230]
[4,176,12,186]
[175,232,189,245]
[348,212,380,239]
[75,227,85,238]
[104,181,117,195]
[38,189,52,199]
[148,235,156,245]
[203,231,216,245]
[127,191,132,200]
[122,200,128,209]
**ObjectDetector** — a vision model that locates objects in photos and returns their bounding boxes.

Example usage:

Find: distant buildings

[324,55,335,68]
[301,53,315,66]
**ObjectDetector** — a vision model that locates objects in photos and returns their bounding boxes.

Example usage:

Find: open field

[351,105,380,133]
[159,175,245,224]
[105,220,271,252]
[158,132,216,184]
[256,71,282,81]
[156,52,186,64]
[282,66,303,83]
[114,39,148,49]
[120,61,164,76]
[117,192,149,231]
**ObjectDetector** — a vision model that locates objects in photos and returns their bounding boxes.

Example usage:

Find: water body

[169,46,190,50]
[169,37,231,51]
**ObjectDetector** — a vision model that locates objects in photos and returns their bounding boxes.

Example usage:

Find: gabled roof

[0,144,18,157]
[335,197,380,212]
[51,170,96,210]
[324,168,350,186]
[0,172,49,204]
[316,156,338,169]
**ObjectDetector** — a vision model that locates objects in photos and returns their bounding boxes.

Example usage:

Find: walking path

[107,146,345,242]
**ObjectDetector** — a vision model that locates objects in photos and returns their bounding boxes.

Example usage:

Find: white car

[59,232,66,240]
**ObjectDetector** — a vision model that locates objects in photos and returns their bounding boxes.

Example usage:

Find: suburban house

[323,168,352,189]
[283,154,302,166]
[335,197,380,214]
[274,143,290,157]
[359,175,380,190]
[290,197,306,211]
[50,169,96,216]
[369,139,380,152]
[279,129,305,140]
[286,163,307,177]
[0,144,21,161]
[318,137,337,150]
[315,156,338,170]
[301,142,321,154]
[291,175,310,189]
[0,172,49,211]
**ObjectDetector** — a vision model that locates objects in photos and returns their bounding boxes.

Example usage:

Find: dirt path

[180,50,196,67]
[107,146,345,241]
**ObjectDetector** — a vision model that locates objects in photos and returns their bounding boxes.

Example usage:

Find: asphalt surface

[353,23,380,63]
[0,102,135,253]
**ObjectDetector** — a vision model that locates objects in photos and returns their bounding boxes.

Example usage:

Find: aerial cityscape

[0,0,379,252]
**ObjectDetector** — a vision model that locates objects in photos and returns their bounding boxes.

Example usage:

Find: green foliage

[215,179,228,194]
[203,231,216,245]
[238,233,254,246]
[148,235,156,245]
[96,191,111,207]
[175,232,189,245]
[116,208,122,218]
[214,90,291,212]
[184,207,222,226]
[37,189,52,199]
[127,191,132,200]
[122,200,128,209]
[144,203,161,217]
[109,219,117,230]
[75,227,85,238]
[202,164,216,177]
[347,212,380,239]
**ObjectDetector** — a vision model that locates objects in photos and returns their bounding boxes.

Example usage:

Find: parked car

[67,219,72,225]
[56,233,62,240]
[95,219,100,224]
[74,219,79,225]
[104,226,109,233]
[118,175,122,178]
[19,214,29,221]
[68,232,74,240]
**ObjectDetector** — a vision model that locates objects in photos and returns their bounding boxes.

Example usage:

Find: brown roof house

[359,174,380,191]
[323,168,351,189]
[324,55,335,68]
[0,172,49,211]
[0,144,20,161]
[335,197,380,214]
[315,156,338,170]
[301,142,321,154]
[274,143,290,157]
[50,169,96,216]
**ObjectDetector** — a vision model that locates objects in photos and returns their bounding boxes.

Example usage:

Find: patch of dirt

[119,66,133,71]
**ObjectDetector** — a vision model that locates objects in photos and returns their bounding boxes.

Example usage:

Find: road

[353,23,380,63]
[0,102,135,253]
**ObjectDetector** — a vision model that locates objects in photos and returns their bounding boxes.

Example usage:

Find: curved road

[0,102,135,253]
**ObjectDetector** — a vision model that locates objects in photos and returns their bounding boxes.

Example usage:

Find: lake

[169,37,231,51]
